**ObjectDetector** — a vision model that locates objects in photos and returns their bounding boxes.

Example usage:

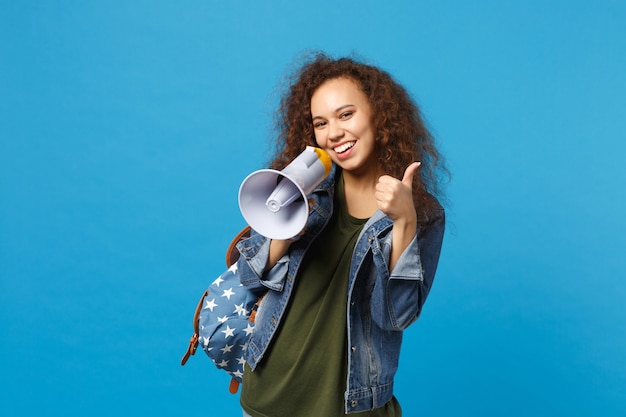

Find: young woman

[236,53,447,416]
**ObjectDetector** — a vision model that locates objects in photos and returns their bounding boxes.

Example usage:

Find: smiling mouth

[334,141,355,154]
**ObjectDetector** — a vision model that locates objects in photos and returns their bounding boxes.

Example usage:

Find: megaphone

[238,146,332,240]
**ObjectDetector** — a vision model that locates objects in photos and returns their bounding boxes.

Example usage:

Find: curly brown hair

[269,52,449,218]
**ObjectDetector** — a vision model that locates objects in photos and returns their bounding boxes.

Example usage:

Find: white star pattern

[233,303,248,316]
[196,261,257,382]
[201,336,211,348]
[221,325,235,338]
[221,288,235,300]
[203,298,218,311]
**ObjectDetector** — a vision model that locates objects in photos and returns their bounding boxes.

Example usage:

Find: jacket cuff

[389,235,424,281]
[236,232,289,292]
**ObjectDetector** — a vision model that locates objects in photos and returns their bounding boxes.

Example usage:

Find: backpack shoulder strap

[180,289,208,366]
[226,226,251,267]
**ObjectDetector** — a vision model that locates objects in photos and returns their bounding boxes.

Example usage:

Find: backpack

[181,226,262,394]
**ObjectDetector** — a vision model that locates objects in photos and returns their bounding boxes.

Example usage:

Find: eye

[339,111,353,119]
[313,120,327,129]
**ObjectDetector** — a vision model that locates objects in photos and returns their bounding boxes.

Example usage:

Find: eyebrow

[312,104,354,120]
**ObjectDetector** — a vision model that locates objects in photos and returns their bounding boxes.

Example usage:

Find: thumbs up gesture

[375,162,420,224]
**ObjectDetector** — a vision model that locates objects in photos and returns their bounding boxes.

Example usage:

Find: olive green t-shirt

[241,176,401,417]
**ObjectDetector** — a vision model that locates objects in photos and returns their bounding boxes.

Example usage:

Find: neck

[340,168,380,218]
[341,165,381,192]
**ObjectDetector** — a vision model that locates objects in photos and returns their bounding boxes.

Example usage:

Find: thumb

[401,162,421,188]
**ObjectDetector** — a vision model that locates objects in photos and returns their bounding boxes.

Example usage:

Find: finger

[401,162,421,188]
[377,174,395,185]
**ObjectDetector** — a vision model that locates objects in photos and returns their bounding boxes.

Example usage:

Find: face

[310,77,378,175]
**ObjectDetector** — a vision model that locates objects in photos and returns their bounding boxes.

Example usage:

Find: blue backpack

[181,227,262,393]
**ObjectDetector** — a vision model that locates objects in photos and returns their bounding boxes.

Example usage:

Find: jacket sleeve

[235,230,291,294]
[370,208,445,330]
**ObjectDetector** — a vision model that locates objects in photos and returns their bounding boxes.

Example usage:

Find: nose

[328,120,344,141]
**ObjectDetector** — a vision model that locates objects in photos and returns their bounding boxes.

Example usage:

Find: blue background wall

[1,1,625,415]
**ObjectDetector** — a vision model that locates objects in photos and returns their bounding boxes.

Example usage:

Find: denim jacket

[236,165,445,414]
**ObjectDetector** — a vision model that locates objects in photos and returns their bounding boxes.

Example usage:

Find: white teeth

[335,141,355,154]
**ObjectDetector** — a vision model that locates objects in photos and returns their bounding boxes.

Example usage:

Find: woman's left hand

[375,162,420,225]
[376,162,420,271]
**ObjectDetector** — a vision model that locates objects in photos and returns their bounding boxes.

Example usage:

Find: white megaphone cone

[238,146,332,240]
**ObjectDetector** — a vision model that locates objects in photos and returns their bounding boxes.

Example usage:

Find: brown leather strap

[180,289,209,366]
[249,296,263,323]
[229,378,241,394]
[226,226,251,267]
